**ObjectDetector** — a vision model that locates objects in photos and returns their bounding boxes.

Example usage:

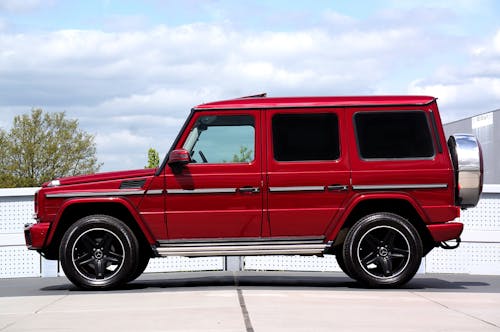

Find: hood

[42,168,157,188]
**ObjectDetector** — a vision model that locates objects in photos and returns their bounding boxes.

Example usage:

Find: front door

[265,108,351,237]
[165,110,263,239]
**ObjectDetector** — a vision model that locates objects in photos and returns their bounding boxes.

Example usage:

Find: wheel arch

[328,194,435,256]
[43,198,155,260]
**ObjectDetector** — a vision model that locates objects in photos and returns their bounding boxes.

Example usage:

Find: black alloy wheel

[343,212,423,288]
[72,228,125,280]
[60,215,139,290]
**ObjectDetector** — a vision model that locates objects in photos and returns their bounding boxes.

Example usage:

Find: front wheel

[59,215,139,290]
[342,213,423,288]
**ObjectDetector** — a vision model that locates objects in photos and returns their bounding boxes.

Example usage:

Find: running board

[155,237,329,257]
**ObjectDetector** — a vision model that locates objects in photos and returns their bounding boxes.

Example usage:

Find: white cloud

[0,0,54,12]
[1,5,498,170]
[408,29,500,122]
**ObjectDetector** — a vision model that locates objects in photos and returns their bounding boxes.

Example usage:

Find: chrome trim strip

[159,244,326,252]
[156,239,329,257]
[158,236,325,246]
[146,189,164,195]
[161,240,325,247]
[166,188,237,194]
[157,249,326,257]
[269,186,325,193]
[46,190,146,198]
[352,183,448,190]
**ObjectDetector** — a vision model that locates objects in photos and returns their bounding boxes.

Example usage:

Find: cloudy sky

[1,0,499,172]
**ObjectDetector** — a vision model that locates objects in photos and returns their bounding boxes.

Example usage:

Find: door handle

[238,187,260,193]
[326,185,349,191]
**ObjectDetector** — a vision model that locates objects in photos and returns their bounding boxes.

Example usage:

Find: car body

[25,95,483,289]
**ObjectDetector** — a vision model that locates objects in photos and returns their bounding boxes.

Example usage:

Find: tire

[59,215,139,290]
[126,251,150,283]
[342,212,422,288]
[335,251,356,280]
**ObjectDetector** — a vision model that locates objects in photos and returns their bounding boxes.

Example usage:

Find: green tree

[232,146,253,162]
[145,148,160,168]
[0,109,101,188]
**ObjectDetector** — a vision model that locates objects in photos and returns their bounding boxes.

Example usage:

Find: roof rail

[239,93,267,98]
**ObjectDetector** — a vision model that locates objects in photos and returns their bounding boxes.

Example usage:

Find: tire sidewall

[60,215,139,290]
[343,213,423,288]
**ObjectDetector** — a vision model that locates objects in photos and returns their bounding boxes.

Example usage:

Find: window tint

[272,113,340,161]
[183,115,254,164]
[354,111,434,159]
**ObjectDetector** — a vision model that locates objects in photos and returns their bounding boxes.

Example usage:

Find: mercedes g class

[24,95,483,289]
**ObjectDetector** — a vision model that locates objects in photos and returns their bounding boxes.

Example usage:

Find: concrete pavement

[0,272,499,331]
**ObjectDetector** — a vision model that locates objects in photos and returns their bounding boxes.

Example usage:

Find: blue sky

[1,0,499,171]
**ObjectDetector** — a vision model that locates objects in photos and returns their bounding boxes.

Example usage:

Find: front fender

[45,197,156,247]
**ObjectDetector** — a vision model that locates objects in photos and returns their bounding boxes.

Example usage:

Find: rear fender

[326,193,429,242]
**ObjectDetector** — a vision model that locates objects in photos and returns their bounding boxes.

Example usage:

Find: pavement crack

[0,295,68,331]
[34,294,68,314]
[233,272,254,332]
[412,292,500,329]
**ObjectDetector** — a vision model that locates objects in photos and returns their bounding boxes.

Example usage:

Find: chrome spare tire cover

[448,134,483,209]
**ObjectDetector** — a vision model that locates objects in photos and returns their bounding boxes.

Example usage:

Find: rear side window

[272,113,340,161]
[354,111,434,159]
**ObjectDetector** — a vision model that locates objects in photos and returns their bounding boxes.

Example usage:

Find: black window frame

[353,110,436,161]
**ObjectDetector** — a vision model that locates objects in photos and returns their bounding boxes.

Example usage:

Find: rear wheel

[59,215,139,290]
[343,213,422,288]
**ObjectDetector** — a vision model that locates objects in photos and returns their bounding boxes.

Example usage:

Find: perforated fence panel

[244,255,341,272]
[145,256,225,273]
[0,246,40,278]
[1,186,499,278]
[0,188,40,278]
[0,196,34,233]
[426,243,500,274]
[460,193,500,230]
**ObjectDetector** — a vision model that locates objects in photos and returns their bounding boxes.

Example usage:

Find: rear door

[346,106,453,219]
[265,108,351,237]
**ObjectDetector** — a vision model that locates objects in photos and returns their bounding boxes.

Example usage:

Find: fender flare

[325,192,430,241]
[45,197,156,247]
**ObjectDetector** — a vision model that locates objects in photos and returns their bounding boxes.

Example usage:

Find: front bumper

[427,222,463,243]
[24,223,50,250]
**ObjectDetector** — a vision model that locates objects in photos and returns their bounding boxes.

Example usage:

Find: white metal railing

[1,185,499,278]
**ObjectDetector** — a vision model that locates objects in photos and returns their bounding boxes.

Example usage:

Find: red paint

[26,95,471,255]
[427,222,464,242]
[24,222,50,249]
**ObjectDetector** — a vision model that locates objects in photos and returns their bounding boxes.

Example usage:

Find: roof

[194,95,436,110]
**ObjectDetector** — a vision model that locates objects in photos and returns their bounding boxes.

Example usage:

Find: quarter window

[354,111,434,159]
[272,113,340,161]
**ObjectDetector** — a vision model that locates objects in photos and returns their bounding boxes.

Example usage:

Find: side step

[155,237,329,257]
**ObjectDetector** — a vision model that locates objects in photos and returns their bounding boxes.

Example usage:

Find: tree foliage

[232,146,253,162]
[145,148,160,168]
[0,109,101,188]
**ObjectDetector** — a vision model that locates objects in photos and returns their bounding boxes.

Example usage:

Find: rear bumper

[24,223,50,250]
[427,222,463,243]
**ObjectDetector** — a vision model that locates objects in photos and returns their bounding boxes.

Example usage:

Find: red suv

[25,95,483,289]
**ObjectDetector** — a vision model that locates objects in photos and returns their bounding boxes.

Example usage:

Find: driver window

[182,115,255,164]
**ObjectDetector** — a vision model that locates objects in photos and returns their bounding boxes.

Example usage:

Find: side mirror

[168,149,191,166]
